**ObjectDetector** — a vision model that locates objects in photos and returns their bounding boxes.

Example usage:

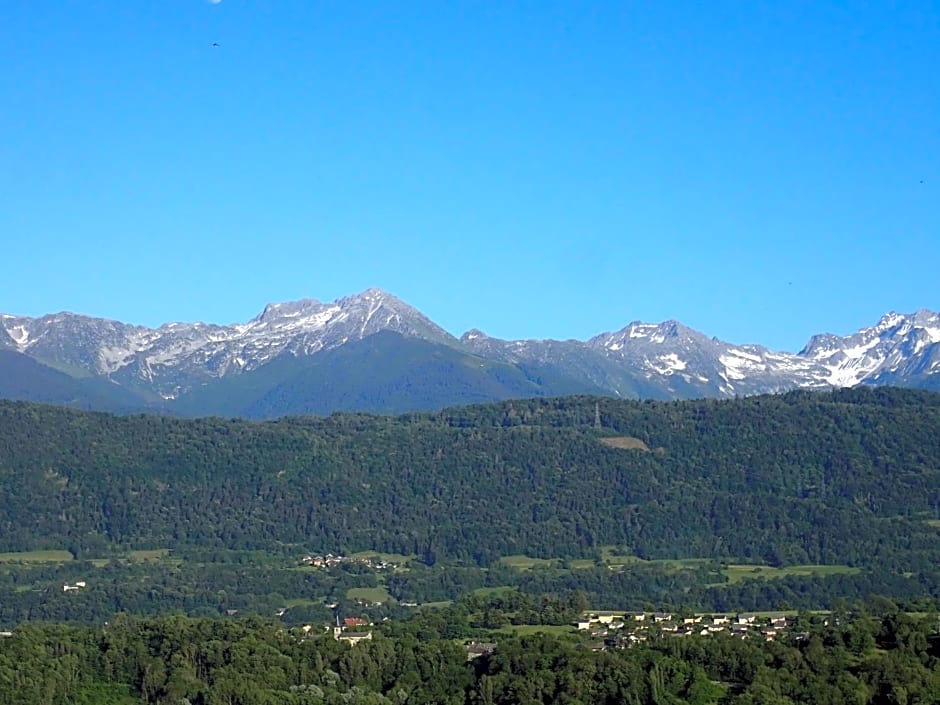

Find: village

[462,610,805,660]
[297,552,805,652]
[300,553,401,572]
[55,555,802,655]
[572,610,800,651]
[315,607,804,657]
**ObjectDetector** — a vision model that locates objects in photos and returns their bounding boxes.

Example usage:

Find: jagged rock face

[463,310,940,399]
[0,289,456,399]
[1,290,939,407]
[584,311,940,397]
[800,310,940,387]
[584,321,827,397]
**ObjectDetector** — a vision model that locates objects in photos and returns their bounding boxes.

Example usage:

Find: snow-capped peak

[0,289,455,396]
[251,298,325,324]
[589,319,708,351]
[461,329,488,342]
[800,310,940,387]
[1,295,938,407]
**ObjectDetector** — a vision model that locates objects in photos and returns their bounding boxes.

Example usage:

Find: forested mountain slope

[1,388,939,570]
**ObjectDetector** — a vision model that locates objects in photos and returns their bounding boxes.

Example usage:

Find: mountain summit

[1,289,454,401]
[800,309,940,389]
[1,292,938,416]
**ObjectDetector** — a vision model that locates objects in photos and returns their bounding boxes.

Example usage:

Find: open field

[597,546,643,567]
[647,557,712,570]
[346,586,393,604]
[496,550,857,588]
[127,549,172,561]
[501,549,709,573]
[498,555,557,570]
[0,547,232,569]
[497,624,576,636]
[722,564,859,584]
[598,436,650,451]
[349,550,416,564]
[0,550,73,563]
[123,549,182,568]
[657,558,710,567]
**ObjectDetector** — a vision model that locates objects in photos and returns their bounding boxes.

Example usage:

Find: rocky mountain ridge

[0,289,455,400]
[2,289,938,415]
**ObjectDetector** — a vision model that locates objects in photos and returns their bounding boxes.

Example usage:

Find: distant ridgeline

[1,388,940,572]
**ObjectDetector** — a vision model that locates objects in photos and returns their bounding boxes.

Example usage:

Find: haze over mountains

[1,288,939,418]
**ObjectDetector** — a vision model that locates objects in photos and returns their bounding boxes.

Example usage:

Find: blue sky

[1,1,937,352]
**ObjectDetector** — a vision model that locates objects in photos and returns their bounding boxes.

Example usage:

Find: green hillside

[0,350,155,413]
[171,331,610,418]
[1,388,939,573]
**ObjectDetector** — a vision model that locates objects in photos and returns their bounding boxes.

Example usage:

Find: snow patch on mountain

[0,289,456,396]
[6,325,30,348]
[801,310,940,388]
[646,353,687,376]
[1,293,938,403]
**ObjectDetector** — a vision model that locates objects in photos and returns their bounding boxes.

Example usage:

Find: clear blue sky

[1,1,937,351]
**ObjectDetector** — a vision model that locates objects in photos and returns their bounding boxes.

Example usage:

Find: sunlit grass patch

[598,436,650,451]
[499,555,557,570]
[497,624,575,636]
[346,586,393,604]
[722,563,859,584]
[127,549,171,561]
[349,550,416,564]
[0,550,73,563]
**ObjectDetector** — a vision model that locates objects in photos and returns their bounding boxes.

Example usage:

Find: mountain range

[2,288,939,417]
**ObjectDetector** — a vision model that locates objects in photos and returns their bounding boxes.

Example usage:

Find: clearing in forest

[0,550,73,563]
[598,436,650,451]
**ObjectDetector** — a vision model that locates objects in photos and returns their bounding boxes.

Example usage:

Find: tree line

[2,604,939,704]
[1,388,939,573]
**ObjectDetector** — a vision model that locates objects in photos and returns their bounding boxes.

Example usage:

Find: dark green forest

[3,390,940,702]
[2,606,940,705]
[2,388,939,569]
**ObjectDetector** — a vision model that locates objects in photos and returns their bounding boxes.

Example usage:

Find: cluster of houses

[331,617,373,646]
[297,616,375,646]
[300,553,399,571]
[465,612,795,659]
[466,641,497,660]
[576,611,793,649]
